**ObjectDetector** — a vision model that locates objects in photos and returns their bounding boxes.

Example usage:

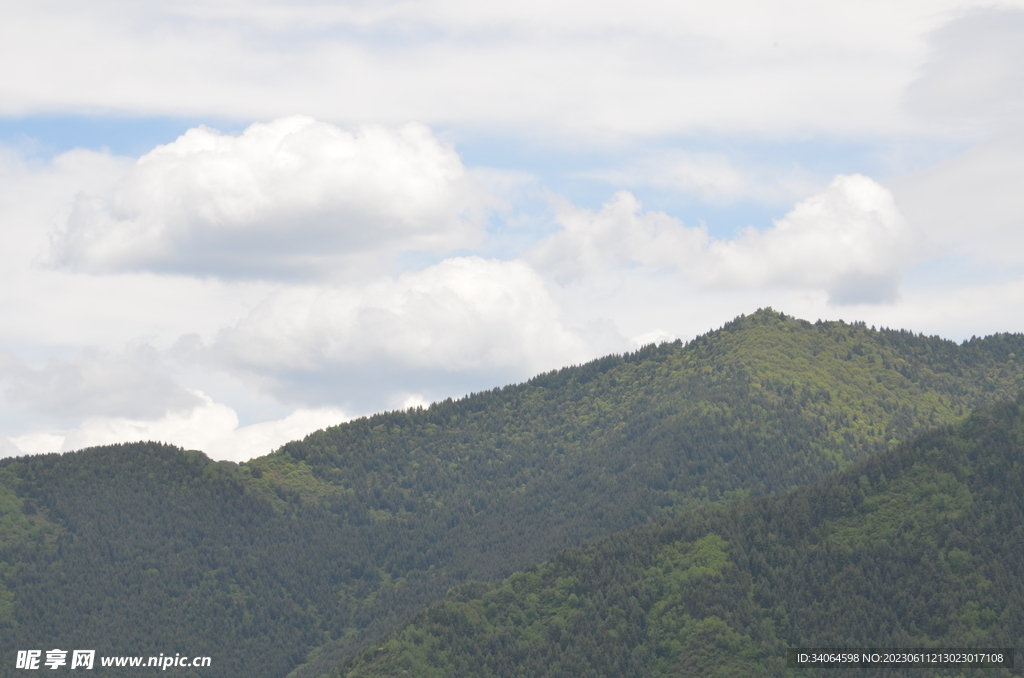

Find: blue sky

[2,0,1024,460]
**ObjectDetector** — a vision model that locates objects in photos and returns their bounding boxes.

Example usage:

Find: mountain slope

[0,444,359,676]
[2,310,1024,677]
[337,398,1024,677]
[280,310,1024,674]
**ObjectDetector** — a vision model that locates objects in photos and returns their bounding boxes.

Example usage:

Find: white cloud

[0,146,132,269]
[893,9,1024,267]
[631,329,678,347]
[905,6,1024,131]
[0,145,281,354]
[531,192,706,281]
[395,393,432,410]
[58,391,239,455]
[582,151,817,205]
[0,1,987,138]
[202,405,348,462]
[699,174,917,303]
[0,345,200,420]
[890,131,1024,264]
[533,174,917,304]
[206,256,590,404]
[0,436,21,458]
[4,1,1024,469]
[1,391,347,462]
[5,433,63,458]
[49,116,491,279]
[215,255,585,372]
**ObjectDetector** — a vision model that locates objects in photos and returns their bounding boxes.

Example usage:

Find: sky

[2,0,1024,461]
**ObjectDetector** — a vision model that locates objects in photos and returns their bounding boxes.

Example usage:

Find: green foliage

[824,464,974,546]
[339,399,1024,677]
[2,310,1024,677]
[0,468,60,629]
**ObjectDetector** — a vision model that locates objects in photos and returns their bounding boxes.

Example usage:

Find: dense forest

[338,398,1024,677]
[1,310,1024,676]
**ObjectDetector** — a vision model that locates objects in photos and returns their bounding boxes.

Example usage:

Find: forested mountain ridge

[274,310,1024,676]
[336,397,1024,678]
[2,309,1024,677]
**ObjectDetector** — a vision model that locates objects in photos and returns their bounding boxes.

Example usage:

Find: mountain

[2,309,1024,676]
[335,397,1024,677]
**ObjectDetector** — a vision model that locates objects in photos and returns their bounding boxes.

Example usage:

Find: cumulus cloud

[49,116,492,279]
[532,174,916,304]
[700,174,917,303]
[531,192,705,281]
[204,256,590,404]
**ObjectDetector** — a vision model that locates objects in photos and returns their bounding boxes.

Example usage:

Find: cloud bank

[206,256,590,405]
[0,0,969,138]
[533,174,916,304]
